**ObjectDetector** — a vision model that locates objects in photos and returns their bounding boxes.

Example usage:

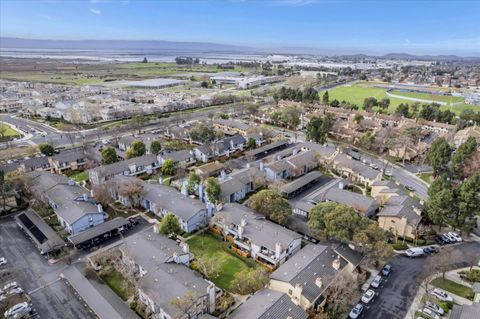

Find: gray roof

[333,243,364,266]
[220,166,261,197]
[245,139,290,157]
[280,171,322,195]
[270,245,347,302]
[121,228,210,318]
[15,208,65,254]
[215,204,301,251]
[68,217,129,245]
[52,148,86,164]
[114,176,206,222]
[293,200,315,213]
[161,150,193,163]
[230,289,307,319]
[377,194,422,227]
[334,153,380,181]
[286,150,317,168]
[220,176,246,197]
[23,156,49,170]
[195,144,214,156]
[214,119,250,131]
[450,303,480,319]
[301,141,337,159]
[265,159,291,173]
[89,154,158,177]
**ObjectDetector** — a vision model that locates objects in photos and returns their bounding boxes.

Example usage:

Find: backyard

[66,170,89,183]
[186,232,255,290]
[100,268,134,301]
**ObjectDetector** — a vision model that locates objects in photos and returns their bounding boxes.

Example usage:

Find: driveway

[0,216,96,319]
[362,242,480,319]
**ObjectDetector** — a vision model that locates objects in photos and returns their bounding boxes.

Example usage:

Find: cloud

[89,8,102,15]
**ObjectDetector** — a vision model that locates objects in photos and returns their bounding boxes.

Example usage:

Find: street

[362,242,480,319]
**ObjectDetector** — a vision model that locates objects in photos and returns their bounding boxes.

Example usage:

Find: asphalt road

[362,242,480,319]
[0,216,96,319]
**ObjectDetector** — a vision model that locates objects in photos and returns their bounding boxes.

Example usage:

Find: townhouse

[219,166,263,203]
[28,171,105,234]
[332,153,382,186]
[88,154,160,185]
[115,227,218,319]
[268,244,363,311]
[211,203,302,271]
[49,148,87,174]
[110,176,213,233]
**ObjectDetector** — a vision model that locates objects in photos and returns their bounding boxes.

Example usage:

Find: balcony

[234,238,251,251]
[226,234,235,243]
[255,256,277,272]
[231,245,250,258]
[209,225,223,236]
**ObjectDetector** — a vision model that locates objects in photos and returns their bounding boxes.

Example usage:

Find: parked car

[2,282,18,291]
[361,289,376,304]
[349,303,364,319]
[0,257,6,266]
[4,302,31,318]
[423,246,439,255]
[381,264,393,277]
[384,170,393,177]
[405,185,415,192]
[435,235,448,245]
[431,288,453,302]
[421,307,440,319]
[447,232,462,242]
[443,233,457,242]
[405,247,424,258]
[371,275,382,288]
[425,301,445,315]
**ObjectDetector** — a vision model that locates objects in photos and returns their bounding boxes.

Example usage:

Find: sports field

[325,85,478,114]
[389,90,464,104]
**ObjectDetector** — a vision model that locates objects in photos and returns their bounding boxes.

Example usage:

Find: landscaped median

[430,277,475,300]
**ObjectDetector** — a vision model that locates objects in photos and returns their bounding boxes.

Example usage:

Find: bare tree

[170,291,200,319]
[193,256,220,279]
[119,179,144,207]
[317,272,358,319]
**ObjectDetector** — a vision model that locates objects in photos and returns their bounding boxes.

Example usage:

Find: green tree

[358,131,375,149]
[307,202,338,236]
[451,136,477,179]
[247,190,291,225]
[306,114,334,144]
[395,103,410,117]
[246,137,256,150]
[353,114,364,124]
[161,159,175,176]
[457,172,480,232]
[204,177,221,203]
[426,138,451,176]
[101,146,118,164]
[322,91,329,104]
[231,268,269,295]
[125,140,146,159]
[379,98,390,110]
[269,111,282,126]
[187,172,201,194]
[427,187,457,230]
[39,143,54,156]
[131,112,146,134]
[363,97,378,111]
[323,204,368,242]
[280,107,300,129]
[150,140,162,155]
[159,213,182,235]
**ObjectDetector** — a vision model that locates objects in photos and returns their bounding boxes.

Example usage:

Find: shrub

[439,301,453,313]
[392,242,408,250]
[459,269,480,282]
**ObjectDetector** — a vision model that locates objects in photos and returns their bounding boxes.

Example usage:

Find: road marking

[28,277,61,295]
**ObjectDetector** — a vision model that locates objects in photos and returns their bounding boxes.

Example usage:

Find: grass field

[186,233,254,290]
[390,90,464,104]
[325,84,478,114]
[0,122,21,137]
[100,268,133,301]
[66,170,89,183]
[418,172,433,185]
[431,277,475,300]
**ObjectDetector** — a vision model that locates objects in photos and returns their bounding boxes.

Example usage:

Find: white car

[0,257,6,266]
[361,289,375,304]
[2,282,18,291]
[4,302,31,318]
[349,303,364,319]
[447,232,462,242]
[421,307,440,319]
[425,301,445,315]
[371,275,382,288]
[431,288,453,302]
[384,170,393,177]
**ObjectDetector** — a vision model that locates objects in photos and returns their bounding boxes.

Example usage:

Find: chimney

[275,242,283,259]
[315,277,323,288]
[259,161,264,171]
[181,181,188,196]
[338,181,344,189]
[332,257,341,270]
[292,149,298,155]
[159,176,163,185]
[181,242,189,254]
[97,204,103,213]
[220,170,226,180]
[238,225,244,239]
[246,162,251,168]
[153,223,159,233]
[240,218,247,227]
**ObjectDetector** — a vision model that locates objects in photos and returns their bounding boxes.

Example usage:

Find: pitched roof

[215,204,301,251]
[230,289,307,319]
[334,153,380,181]
[450,303,480,319]
[52,148,86,163]
[377,194,422,226]
[280,171,322,195]
[68,217,129,245]
[89,154,158,177]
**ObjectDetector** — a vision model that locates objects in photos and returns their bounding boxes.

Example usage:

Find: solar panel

[18,213,47,244]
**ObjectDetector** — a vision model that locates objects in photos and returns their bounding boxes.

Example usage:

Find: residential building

[268,244,362,310]
[332,153,381,186]
[211,204,302,270]
[230,288,307,319]
[28,171,105,234]
[49,148,87,174]
[219,166,263,203]
[88,154,160,185]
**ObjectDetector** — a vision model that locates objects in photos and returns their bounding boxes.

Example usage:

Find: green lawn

[390,90,464,104]
[67,170,89,183]
[418,172,433,185]
[186,233,254,290]
[100,268,132,301]
[431,277,475,300]
[325,84,477,114]
[0,122,21,137]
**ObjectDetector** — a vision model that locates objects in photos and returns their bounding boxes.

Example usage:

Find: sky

[1,0,479,56]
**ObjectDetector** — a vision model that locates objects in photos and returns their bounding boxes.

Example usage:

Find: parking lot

[0,216,96,319]
[362,242,480,319]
